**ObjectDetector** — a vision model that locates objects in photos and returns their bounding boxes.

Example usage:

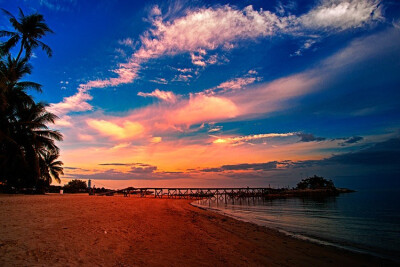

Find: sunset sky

[2,0,400,189]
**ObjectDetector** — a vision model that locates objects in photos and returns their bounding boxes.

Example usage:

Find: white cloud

[208,126,223,133]
[50,0,385,117]
[217,77,258,91]
[203,71,261,95]
[299,0,383,31]
[134,5,285,60]
[90,1,382,90]
[39,0,77,11]
[291,38,318,56]
[172,74,193,82]
[176,68,192,73]
[48,88,93,116]
[393,19,400,29]
[149,78,168,84]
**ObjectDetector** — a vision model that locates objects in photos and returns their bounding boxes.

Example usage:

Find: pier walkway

[96,187,270,199]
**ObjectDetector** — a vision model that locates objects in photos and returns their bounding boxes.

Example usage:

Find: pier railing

[96,187,270,199]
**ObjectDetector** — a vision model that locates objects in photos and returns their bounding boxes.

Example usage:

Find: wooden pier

[97,187,270,199]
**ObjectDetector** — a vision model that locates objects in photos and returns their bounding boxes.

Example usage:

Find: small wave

[191,200,399,263]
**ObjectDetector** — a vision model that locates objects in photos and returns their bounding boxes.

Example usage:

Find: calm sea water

[194,189,400,262]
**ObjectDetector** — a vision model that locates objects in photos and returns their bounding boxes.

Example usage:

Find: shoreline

[191,201,396,263]
[0,194,395,266]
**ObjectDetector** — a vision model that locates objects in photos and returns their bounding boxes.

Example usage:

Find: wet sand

[0,194,391,266]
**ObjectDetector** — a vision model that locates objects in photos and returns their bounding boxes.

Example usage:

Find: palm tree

[0,56,41,112]
[0,8,62,191]
[16,102,63,183]
[0,56,43,186]
[40,149,64,185]
[0,8,53,61]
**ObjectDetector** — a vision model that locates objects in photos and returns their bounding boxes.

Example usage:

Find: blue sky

[2,0,400,189]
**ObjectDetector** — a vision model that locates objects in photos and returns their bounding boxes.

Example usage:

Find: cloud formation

[87,119,144,140]
[199,137,400,174]
[299,0,383,31]
[339,136,364,146]
[48,89,93,115]
[213,133,296,145]
[57,0,383,100]
[138,89,178,103]
[296,133,326,142]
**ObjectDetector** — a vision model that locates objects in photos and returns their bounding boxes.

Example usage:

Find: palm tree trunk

[15,39,25,62]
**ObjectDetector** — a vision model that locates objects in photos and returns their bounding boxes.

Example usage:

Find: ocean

[194,189,400,262]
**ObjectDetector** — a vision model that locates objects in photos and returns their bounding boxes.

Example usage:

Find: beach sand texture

[0,194,389,266]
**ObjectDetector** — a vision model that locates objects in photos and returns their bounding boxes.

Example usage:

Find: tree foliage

[0,8,62,192]
[296,175,335,190]
[64,179,87,193]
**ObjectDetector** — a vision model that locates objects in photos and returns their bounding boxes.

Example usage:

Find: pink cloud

[217,77,258,91]
[138,89,178,103]
[77,134,95,141]
[149,78,168,84]
[54,115,73,127]
[231,72,320,117]
[168,94,239,126]
[213,133,296,145]
[172,74,193,82]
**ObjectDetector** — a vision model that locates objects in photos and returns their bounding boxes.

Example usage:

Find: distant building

[88,179,91,189]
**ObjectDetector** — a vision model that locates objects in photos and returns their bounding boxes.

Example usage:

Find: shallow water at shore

[195,189,400,262]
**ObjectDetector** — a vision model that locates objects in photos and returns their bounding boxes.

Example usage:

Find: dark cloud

[338,136,364,146]
[64,167,80,170]
[99,163,131,166]
[198,137,400,173]
[327,137,400,166]
[201,161,279,172]
[99,163,154,167]
[67,162,170,180]
[68,168,189,181]
[296,133,326,142]
[64,166,89,171]
[344,136,363,144]
[128,165,157,174]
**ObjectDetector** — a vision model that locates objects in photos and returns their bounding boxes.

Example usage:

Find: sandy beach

[0,194,392,266]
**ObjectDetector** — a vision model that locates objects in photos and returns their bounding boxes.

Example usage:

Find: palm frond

[1,8,15,19]
[16,81,42,92]
[0,30,16,37]
[36,40,52,57]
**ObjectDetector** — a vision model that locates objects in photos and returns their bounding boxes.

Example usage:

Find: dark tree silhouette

[0,8,62,192]
[0,8,53,61]
[40,149,64,185]
[64,179,87,193]
[296,175,335,190]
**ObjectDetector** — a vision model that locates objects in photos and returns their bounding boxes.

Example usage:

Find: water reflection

[195,192,400,262]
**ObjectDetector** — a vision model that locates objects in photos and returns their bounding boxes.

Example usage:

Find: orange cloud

[87,119,144,140]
